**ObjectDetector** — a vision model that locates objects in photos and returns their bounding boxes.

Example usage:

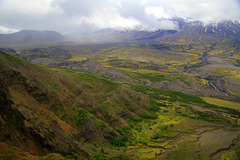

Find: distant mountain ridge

[1,19,240,45]
[0,30,65,45]
[158,20,240,43]
[66,18,240,44]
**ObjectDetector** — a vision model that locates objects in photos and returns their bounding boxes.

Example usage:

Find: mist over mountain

[0,30,65,45]
[158,19,240,43]
[65,18,240,44]
[0,17,239,45]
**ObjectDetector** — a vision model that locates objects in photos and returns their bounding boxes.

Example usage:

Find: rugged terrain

[1,50,240,160]
[0,51,153,159]
[0,19,240,160]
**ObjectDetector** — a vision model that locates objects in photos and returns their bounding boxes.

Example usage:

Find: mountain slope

[0,51,151,159]
[0,30,65,45]
[67,19,240,45]
[66,28,176,44]
[157,20,240,44]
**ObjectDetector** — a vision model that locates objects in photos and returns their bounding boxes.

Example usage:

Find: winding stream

[209,81,229,96]
[184,51,209,73]
[184,47,230,97]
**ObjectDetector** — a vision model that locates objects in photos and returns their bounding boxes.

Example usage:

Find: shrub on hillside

[75,108,89,127]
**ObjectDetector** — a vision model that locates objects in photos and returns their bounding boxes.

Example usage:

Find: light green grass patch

[202,97,240,111]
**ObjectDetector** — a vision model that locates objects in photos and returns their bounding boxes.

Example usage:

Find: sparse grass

[0,152,17,160]
[107,59,167,71]
[0,143,25,160]
[22,103,33,111]
[67,56,87,62]
[162,143,199,160]
[213,70,240,80]
[95,119,106,130]
[221,151,234,160]
[63,69,119,92]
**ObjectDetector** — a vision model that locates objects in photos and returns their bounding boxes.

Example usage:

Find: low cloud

[0,0,239,33]
[0,26,19,34]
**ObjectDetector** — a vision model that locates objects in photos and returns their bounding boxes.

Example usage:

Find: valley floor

[1,40,240,160]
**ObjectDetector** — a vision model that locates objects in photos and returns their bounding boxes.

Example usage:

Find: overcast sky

[0,0,240,34]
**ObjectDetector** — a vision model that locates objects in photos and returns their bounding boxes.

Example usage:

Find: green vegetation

[111,127,133,147]
[22,103,33,111]
[129,84,203,104]
[139,112,158,120]
[134,72,171,82]
[0,152,17,160]
[95,119,106,130]
[65,153,79,160]
[129,84,240,117]
[108,153,131,160]
[75,108,89,127]
[107,59,167,71]
[63,70,119,92]
[162,144,199,160]
[236,146,240,159]
[202,97,240,111]
[49,129,55,134]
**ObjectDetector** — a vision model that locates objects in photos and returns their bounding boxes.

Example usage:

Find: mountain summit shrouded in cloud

[0,0,239,34]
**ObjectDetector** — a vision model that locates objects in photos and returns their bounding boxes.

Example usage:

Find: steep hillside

[0,30,65,45]
[0,51,151,159]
